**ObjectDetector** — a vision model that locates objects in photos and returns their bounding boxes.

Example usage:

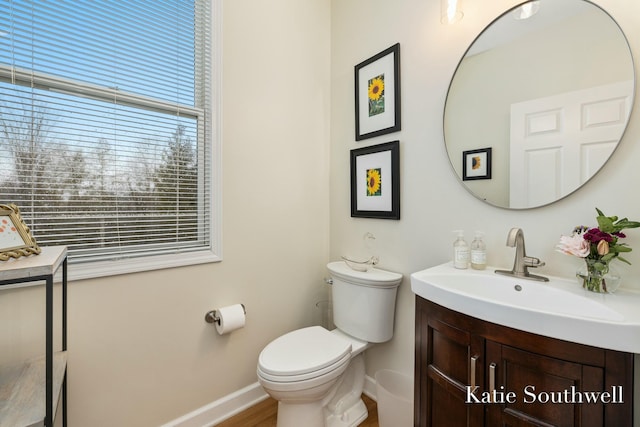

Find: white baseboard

[363,374,378,401]
[160,382,269,427]
[161,375,378,427]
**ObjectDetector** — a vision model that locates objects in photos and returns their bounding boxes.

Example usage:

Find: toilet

[257,261,402,427]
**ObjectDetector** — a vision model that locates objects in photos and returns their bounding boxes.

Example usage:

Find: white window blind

[0,0,217,271]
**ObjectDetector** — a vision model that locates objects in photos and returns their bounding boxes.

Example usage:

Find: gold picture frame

[0,204,41,261]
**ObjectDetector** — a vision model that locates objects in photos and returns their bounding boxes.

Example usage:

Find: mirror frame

[443,0,636,209]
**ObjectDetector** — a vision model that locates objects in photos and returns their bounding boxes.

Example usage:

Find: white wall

[330,0,640,382]
[3,0,640,425]
[0,1,331,426]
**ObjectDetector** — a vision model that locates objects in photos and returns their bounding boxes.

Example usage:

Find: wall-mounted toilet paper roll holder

[204,304,246,325]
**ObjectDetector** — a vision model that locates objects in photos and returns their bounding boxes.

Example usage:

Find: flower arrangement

[557,208,640,293]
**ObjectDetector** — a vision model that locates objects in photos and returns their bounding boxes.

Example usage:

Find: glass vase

[576,260,621,293]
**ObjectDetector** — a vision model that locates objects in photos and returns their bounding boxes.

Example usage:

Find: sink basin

[411,262,640,353]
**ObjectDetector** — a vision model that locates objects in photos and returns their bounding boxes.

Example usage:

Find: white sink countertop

[411,262,640,353]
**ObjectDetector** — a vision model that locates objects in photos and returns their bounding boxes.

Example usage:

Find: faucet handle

[523,256,545,268]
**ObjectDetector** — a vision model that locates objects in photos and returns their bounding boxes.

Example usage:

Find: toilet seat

[258,326,352,383]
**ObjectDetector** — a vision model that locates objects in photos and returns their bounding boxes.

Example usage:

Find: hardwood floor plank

[216,394,378,427]
[361,394,379,427]
[217,398,278,427]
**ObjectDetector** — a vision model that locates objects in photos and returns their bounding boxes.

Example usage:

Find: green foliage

[594,208,640,265]
[595,207,640,234]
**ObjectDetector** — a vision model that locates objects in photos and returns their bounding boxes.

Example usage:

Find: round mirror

[444,0,635,209]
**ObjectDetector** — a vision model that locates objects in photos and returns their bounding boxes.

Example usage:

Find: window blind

[0,0,214,265]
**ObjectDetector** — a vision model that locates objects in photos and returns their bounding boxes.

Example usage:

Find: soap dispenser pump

[452,230,469,269]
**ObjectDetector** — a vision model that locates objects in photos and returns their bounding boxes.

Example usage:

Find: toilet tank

[327,261,402,343]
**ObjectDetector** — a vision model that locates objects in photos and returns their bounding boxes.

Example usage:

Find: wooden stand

[0,246,68,427]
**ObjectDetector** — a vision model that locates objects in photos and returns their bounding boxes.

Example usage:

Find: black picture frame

[462,147,492,181]
[350,141,400,219]
[355,43,401,141]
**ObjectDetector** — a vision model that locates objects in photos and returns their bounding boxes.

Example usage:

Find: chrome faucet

[495,228,549,282]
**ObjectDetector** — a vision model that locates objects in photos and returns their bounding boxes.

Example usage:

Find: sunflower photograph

[366,168,382,196]
[368,75,385,117]
[471,156,481,170]
[350,140,399,220]
[355,43,400,140]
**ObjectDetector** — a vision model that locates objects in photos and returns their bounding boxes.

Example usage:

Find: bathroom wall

[2,1,640,425]
[330,0,640,383]
[0,1,331,426]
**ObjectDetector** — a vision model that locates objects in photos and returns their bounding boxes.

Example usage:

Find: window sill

[0,250,221,290]
[69,250,222,282]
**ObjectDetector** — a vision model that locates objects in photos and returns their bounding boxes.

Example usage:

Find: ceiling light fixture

[513,1,540,20]
[441,0,463,24]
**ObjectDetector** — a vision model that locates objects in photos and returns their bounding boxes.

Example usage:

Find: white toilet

[257,261,402,427]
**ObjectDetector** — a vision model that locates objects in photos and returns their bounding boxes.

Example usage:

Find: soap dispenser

[452,230,469,269]
[471,231,487,270]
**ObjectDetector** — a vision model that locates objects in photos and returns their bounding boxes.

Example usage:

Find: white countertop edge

[411,262,640,354]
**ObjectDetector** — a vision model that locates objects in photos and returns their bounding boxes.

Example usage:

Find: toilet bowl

[257,326,369,427]
[257,261,402,427]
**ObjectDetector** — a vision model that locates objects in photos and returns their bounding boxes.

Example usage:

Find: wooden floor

[216,394,378,427]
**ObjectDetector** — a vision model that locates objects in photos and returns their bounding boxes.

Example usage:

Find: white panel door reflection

[510,81,632,208]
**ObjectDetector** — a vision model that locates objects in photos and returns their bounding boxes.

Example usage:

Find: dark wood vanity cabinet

[415,296,633,427]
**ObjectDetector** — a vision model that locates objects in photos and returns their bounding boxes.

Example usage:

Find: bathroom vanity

[415,297,632,426]
[412,263,640,426]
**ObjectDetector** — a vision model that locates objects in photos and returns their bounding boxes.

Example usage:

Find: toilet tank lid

[327,261,402,288]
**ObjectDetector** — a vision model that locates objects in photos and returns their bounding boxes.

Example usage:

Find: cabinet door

[416,310,484,427]
[485,341,604,427]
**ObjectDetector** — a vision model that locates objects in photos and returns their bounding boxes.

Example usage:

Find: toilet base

[325,397,368,427]
[276,400,325,427]
[275,395,368,427]
[269,354,368,427]
[324,353,367,426]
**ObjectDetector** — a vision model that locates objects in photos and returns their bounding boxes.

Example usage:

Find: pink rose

[556,234,590,258]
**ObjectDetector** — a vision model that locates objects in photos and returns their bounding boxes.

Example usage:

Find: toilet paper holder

[205,304,246,325]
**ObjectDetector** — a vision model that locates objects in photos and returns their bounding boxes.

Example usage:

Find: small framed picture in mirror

[462,147,492,181]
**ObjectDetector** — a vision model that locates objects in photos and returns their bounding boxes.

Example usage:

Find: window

[0,1,221,279]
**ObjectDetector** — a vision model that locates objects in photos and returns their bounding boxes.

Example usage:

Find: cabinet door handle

[489,362,497,402]
[470,355,479,391]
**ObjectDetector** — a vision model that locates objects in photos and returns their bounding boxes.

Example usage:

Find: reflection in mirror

[444,0,635,209]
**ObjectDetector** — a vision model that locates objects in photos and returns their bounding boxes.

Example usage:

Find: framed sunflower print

[350,141,400,220]
[355,43,401,141]
[0,203,41,261]
[462,147,492,181]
